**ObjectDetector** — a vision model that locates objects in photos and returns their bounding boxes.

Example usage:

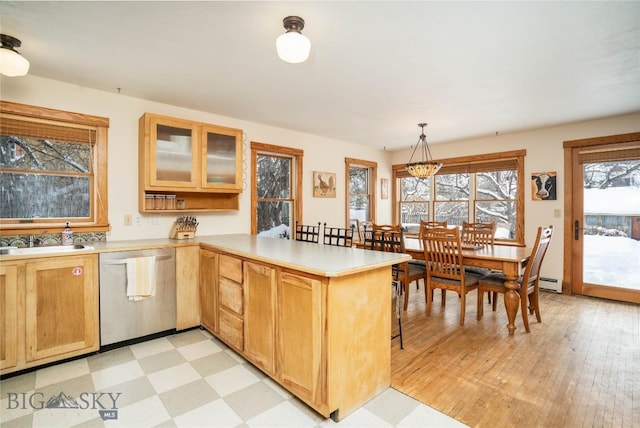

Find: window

[0,101,109,234]
[345,158,377,227]
[251,142,303,238]
[393,150,525,244]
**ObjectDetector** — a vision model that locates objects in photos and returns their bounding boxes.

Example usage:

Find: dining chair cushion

[478,272,523,286]
[431,272,483,287]
[465,266,492,276]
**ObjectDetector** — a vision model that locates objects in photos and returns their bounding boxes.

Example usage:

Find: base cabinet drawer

[218,308,243,351]
[219,277,243,314]
[219,254,243,283]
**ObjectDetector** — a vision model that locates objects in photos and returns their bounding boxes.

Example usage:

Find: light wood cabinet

[0,263,19,371]
[138,112,243,213]
[25,255,99,362]
[277,271,323,404]
[198,237,397,421]
[1,255,99,375]
[199,249,326,411]
[199,249,218,334]
[176,246,200,330]
[244,261,276,375]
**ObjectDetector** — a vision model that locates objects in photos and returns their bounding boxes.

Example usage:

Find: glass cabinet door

[149,118,199,188]
[202,125,242,190]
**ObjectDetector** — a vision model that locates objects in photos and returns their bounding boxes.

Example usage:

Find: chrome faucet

[29,235,34,247]
[28,235,41,247]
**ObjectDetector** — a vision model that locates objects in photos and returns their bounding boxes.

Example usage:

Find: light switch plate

[554,209,561,218]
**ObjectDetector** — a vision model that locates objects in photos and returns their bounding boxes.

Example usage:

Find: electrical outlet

[124,214,132,226]
[150,214,160,225]
[134,214,142,226]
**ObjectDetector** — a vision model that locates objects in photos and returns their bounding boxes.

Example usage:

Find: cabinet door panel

[176,246,200,330]
[0,265,18,370]
[201,125,242,191]
[199,250,218,333]
[244,262,276,374]
[25,256,98,361]
[148,116,199,188]
[277,272,323,404]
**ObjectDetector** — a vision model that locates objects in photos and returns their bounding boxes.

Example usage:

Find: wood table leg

[501,263,521,335]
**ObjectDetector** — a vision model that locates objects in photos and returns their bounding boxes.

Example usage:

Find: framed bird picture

[313,171,336,198]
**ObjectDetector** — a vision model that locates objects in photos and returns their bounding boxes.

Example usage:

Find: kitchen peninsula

[0,234,409,421]
[198,234,410,421]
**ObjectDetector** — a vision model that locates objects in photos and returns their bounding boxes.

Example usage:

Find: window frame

[345,157,377,228]
[250,141,303,235]
[0,101,109,235]
[393,149,526,245]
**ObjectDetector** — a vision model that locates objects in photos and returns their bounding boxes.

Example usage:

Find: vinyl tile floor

[0,329,467,428]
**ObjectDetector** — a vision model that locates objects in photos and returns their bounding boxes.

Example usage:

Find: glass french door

[571,139,640,303]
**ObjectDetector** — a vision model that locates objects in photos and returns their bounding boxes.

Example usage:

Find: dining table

[403,237,532,335]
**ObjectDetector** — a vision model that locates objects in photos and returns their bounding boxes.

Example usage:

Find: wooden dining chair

[372,223,403,232]
[411,220,448,290]
[461,221,496,246]
[368,224,426,308]
[476,225,554,332]
[362,229,409,348]
[418,220,448,238]
[461,221,498,305]
[355,219,373,242]
[294,221,321,243]
[322,223,355,247]
[422,226,482,326]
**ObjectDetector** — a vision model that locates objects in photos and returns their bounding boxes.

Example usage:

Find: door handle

[574,220,580,240]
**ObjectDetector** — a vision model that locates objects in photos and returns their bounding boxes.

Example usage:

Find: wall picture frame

[531,171,557,200]
[381,178,389,199]
[313,171,336,198]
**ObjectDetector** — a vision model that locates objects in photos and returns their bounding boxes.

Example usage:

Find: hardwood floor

[391,284,640,428]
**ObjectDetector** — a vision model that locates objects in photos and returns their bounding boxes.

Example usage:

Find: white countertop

[0,234,410,277]
[198,234,410,277]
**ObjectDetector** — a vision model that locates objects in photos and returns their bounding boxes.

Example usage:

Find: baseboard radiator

[539,277,561,293]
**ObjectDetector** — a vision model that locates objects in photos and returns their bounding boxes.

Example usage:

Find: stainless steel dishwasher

[99,247,176,347]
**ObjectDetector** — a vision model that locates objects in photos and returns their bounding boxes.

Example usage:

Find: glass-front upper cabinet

[146,115,199,188]
[202,124,242,190]
[139,113,243,213]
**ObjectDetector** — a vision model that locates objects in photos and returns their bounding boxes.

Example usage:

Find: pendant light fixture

[405,123,442,179]
[0,34,30,77]
[276,16,311,64]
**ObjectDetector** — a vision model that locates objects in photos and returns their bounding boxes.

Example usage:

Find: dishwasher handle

[104,255,172,265]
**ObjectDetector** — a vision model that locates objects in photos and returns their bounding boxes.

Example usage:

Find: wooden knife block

[169,222,195,240]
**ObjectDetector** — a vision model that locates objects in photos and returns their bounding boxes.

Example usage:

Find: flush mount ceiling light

[0,34,30,77]
[276,16,311,64]
[405,123,443,179]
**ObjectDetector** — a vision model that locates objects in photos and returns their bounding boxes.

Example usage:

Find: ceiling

[1,1,639,151]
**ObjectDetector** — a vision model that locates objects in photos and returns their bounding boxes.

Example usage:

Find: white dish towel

[125,256,157,301]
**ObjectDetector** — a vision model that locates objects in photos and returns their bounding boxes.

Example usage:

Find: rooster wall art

[313,171,336,198]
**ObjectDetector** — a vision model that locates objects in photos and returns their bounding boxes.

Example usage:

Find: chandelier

[405,123,442,179]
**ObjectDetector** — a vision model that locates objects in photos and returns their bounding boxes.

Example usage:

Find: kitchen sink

[0,244,94,256]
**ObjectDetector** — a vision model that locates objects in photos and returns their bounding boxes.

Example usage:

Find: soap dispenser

[62,222,74,245]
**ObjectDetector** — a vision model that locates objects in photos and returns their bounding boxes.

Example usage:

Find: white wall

[0,75,393,241]
[391,113,640,290]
